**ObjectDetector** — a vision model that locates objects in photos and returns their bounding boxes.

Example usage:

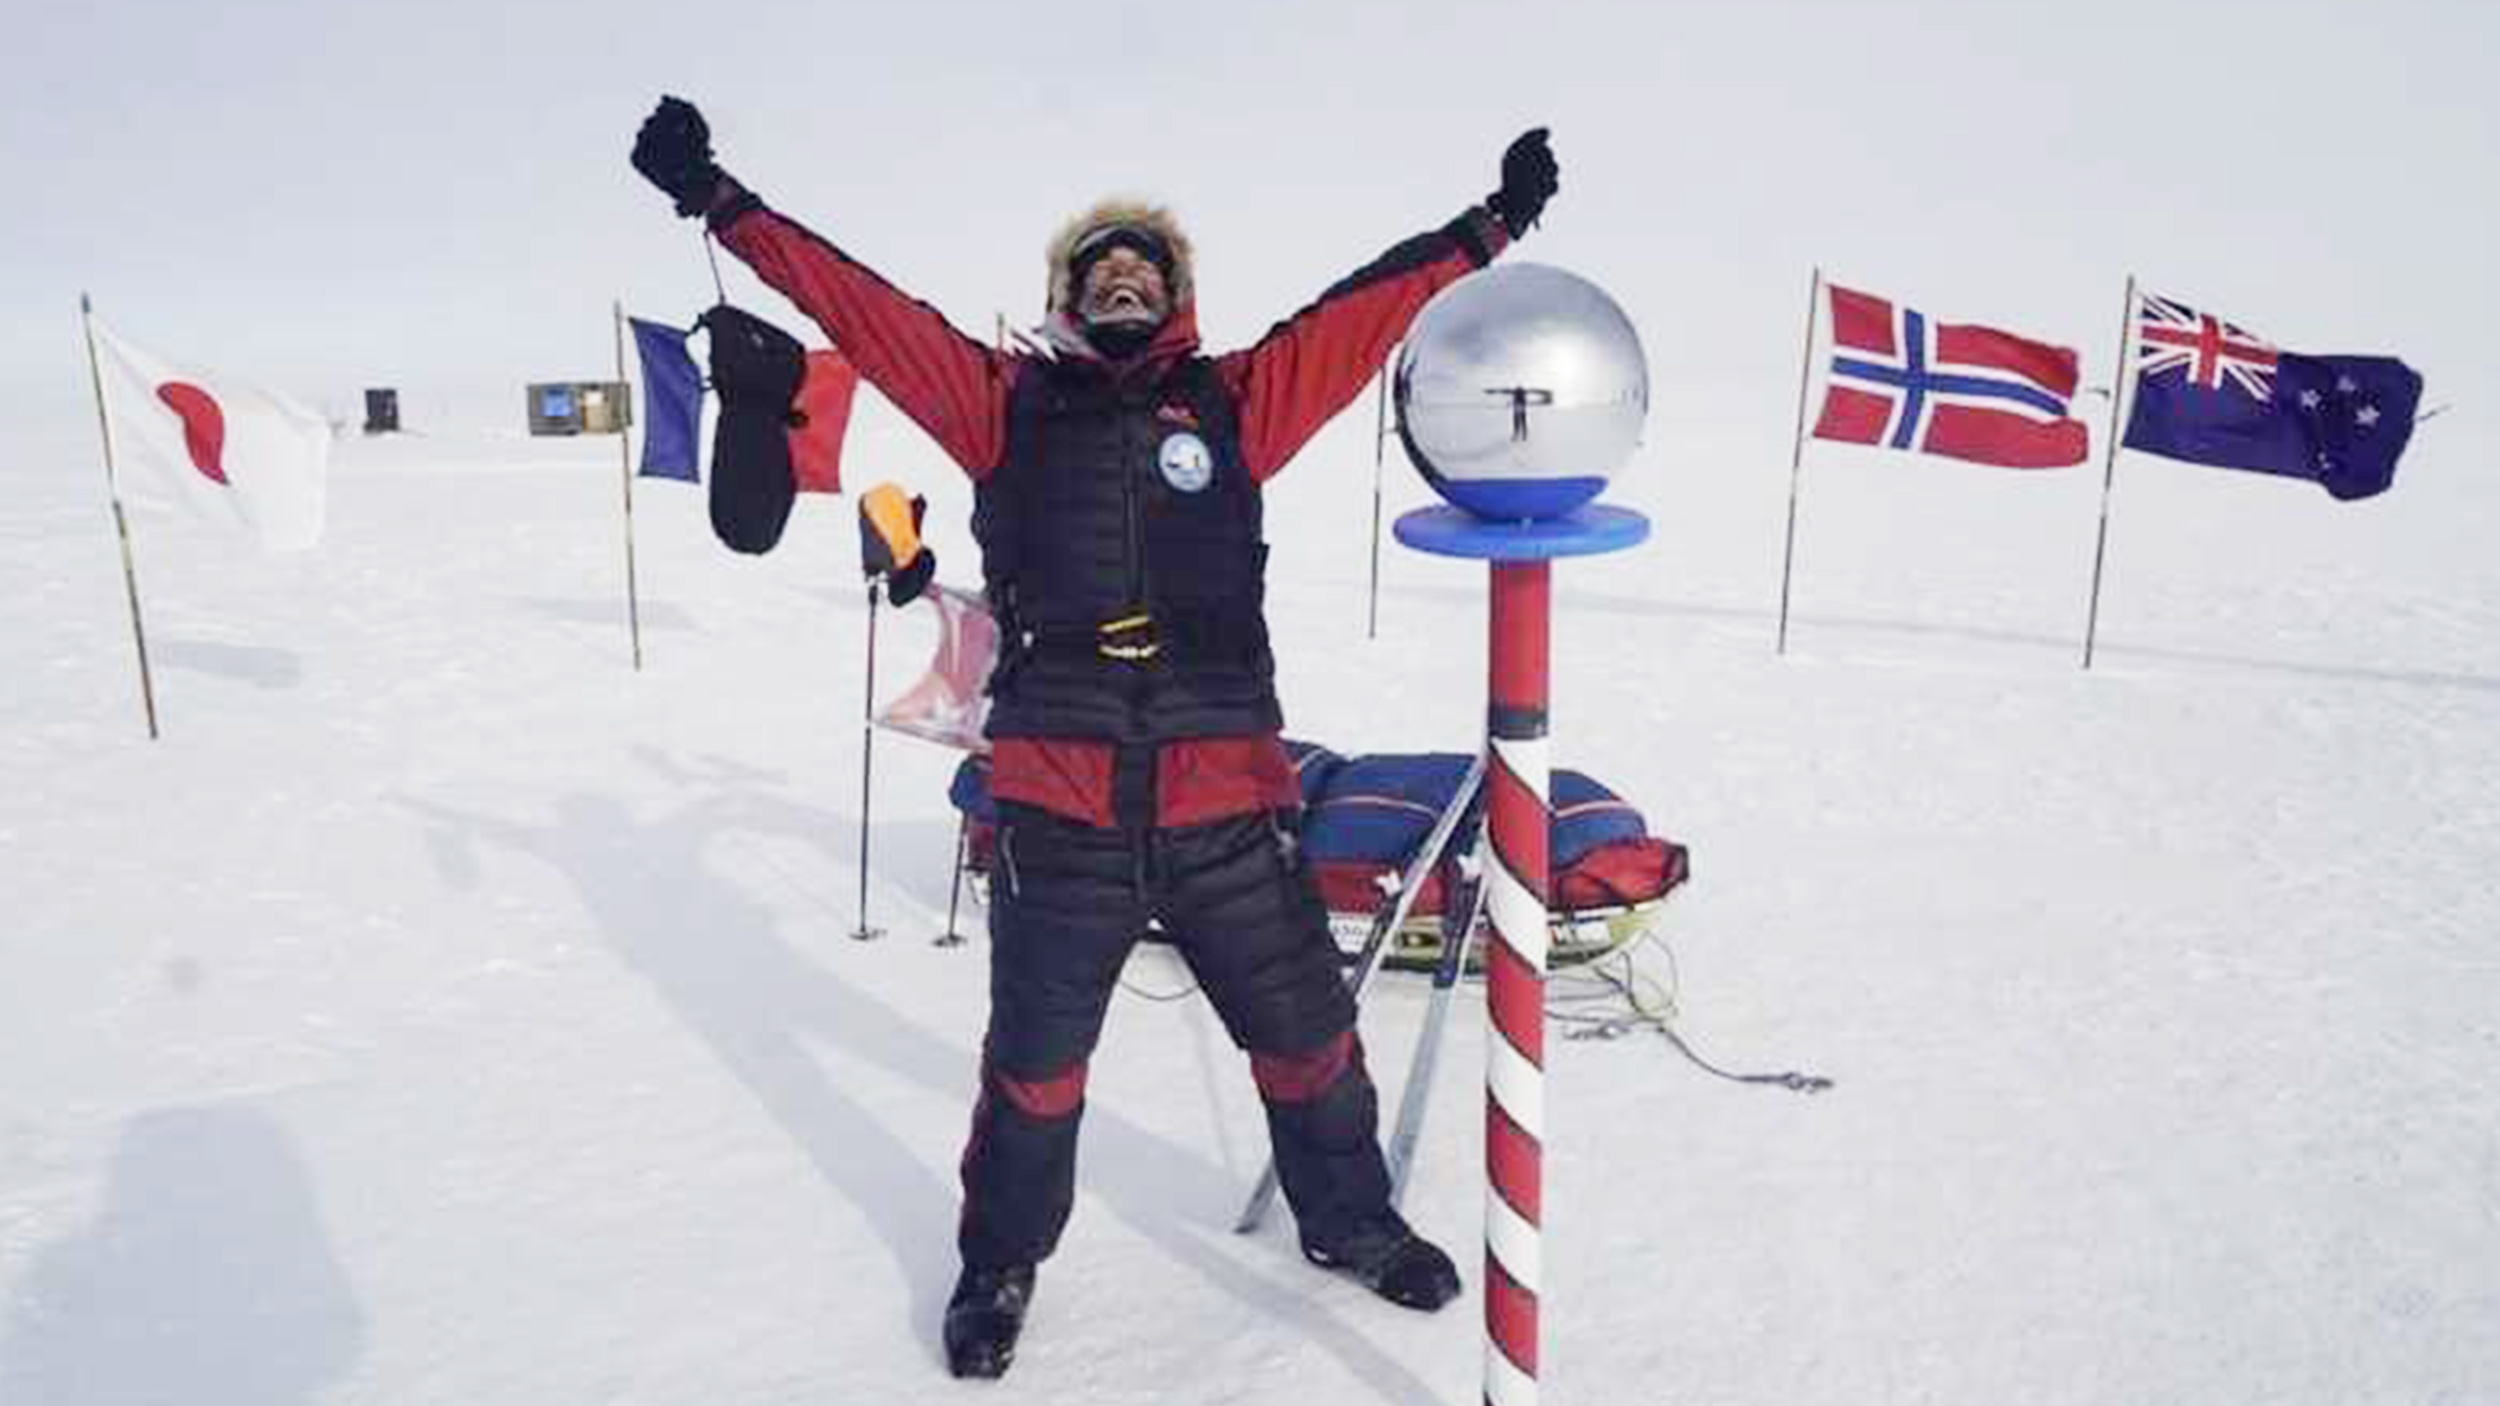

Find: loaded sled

[874,582,1690,965]
[943,741,1689,971]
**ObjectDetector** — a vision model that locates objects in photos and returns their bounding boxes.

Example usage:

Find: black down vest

[977,356,1280,742]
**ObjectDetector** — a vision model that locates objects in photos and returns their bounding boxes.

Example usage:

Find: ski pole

[936,812,970,948]
[1384,859,1493,1207]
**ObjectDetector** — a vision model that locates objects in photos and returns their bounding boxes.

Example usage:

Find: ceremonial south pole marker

[1391,263,1650,1406]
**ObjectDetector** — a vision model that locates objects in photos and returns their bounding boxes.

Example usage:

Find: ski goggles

[1068,223,1175,283]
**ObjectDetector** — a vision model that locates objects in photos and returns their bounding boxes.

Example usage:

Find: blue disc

[1393,503,1651,561]
[1417,464,1611,521]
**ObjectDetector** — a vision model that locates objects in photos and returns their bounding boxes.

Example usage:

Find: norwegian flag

[1811,284,2089,469]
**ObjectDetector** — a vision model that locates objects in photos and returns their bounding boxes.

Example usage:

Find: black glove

[859,483,936,606]
[1485,127,1558,238]
[632,95,726,218]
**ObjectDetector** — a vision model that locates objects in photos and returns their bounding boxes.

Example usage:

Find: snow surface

[5,404,2499,1406]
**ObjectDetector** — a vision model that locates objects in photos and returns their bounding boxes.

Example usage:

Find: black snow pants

[957,799,1393,1269]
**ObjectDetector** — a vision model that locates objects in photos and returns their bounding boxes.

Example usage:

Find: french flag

[1812,284,2088,469]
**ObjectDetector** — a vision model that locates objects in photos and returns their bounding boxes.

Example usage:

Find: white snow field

[4,383,2497,1406]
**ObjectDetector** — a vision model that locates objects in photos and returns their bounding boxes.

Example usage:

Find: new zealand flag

[1812,284,2089,469]
[2122,293,2422,501]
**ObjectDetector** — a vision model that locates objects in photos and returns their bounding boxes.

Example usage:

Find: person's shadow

[405,761,1447,1398]
[0,1104,365,1406]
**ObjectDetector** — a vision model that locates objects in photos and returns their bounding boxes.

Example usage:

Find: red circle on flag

[155,382,229,485]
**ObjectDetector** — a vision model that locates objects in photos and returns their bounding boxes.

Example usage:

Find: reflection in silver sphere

[1393,263,1648,520]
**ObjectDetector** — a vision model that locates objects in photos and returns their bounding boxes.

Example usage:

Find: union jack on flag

[2134,294,2278,400]
[1811,284,2089,469]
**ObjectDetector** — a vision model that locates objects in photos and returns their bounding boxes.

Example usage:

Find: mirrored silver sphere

[1394,262,1648,520]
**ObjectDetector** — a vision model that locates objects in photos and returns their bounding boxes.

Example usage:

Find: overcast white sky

[3,0,2491,475]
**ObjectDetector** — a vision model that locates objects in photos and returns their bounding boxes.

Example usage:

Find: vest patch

[1158,431,1214,493]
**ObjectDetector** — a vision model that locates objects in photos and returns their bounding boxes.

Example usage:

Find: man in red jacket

[634,97,1557,1380]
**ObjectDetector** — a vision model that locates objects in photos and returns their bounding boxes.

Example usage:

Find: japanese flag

[91,320,331,550]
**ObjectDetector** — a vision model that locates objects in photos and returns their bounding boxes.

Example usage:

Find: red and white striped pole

[1482,560,1551,1406]
[1398,502,1646,1406]
[1397,509,1645,1406]
[1387,257,1652,1406]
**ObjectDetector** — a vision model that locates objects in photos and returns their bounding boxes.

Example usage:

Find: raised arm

[632,96,1012,478]
[1217,129,1559,482]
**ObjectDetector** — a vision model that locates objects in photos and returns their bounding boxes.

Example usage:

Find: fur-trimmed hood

[1044,198,1195,316]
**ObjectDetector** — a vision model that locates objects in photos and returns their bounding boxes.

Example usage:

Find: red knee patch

[993,1061,1089,1119]
[1251,1030,1356,1104]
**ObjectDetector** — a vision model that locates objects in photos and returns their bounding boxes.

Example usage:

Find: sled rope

[1553,936,1832,1095]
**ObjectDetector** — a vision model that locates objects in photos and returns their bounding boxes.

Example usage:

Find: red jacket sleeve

[716,204,1012,479]
[1215,208,1510,483]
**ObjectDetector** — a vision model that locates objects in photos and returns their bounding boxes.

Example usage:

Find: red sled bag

[1282,741,1689,925]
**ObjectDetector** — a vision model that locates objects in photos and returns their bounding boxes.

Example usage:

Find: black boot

[943,1262,1037,1380]
[1301,1210,1462,1311]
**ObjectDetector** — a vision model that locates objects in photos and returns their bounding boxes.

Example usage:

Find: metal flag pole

[1367,362,1392,641]
[852,578,886,941]
[78,293,161,740]
[1775,265,1823,655]
[2081,275,2140,671]
[612,300,646,671]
